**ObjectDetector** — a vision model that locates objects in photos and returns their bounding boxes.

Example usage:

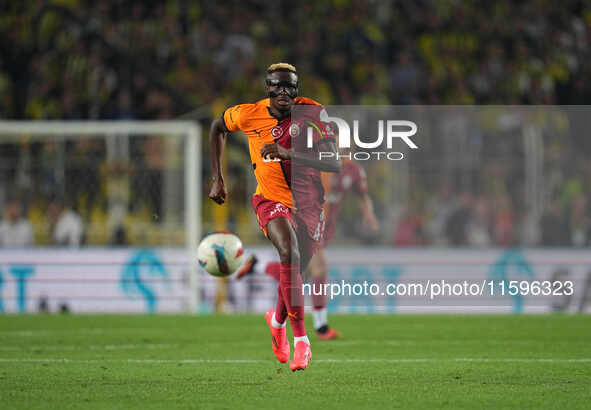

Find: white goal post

[0,121,202,313]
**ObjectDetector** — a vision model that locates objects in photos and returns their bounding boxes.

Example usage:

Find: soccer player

[208,63,341,371]
[310,158,378,337]
[263,156,378,339]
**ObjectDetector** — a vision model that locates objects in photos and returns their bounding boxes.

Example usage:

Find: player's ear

[264,75,271,93]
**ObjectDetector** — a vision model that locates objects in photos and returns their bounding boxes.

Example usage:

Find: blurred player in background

[208,63,341,371]
[258,153,378,339]
[310,156,378,337]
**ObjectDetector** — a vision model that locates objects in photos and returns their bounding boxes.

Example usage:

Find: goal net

[0,121,201,312]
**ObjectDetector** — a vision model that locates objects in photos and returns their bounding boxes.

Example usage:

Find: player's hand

[365,212,379,232]
[208,177,227,205]
[260,143,292,161]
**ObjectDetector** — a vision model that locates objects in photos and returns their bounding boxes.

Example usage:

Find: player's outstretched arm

[208,116,228,204]
[361,194,379,232]
[260,140,342,173]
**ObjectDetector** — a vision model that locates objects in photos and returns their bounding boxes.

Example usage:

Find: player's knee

[312,260,327,277]
[311,265,327,278]
[277,244,300,266]
[309,253,327,277]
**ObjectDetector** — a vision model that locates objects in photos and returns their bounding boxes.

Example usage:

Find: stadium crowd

[0,0,591,247]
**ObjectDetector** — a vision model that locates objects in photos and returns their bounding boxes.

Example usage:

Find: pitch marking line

[1,358,590,364]
[0,328,172,336]
[0,344,176,351]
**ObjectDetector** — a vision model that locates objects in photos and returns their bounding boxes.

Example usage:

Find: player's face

[266,71,298,113]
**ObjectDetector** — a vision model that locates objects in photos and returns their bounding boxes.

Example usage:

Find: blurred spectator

[425,183,456,246]
[390,51,421,104]
[540,201,570,246]
[393,208,426,247]
[445,193,473,246]
[492,195,515,247]
[466,197,492,248]
[568,193,590,247]
[0,197,34,247]
[109,225,128,246]
[0,1,589,247]
[105,89,136,120]
[66,139,104,217]
[133,136,164,219]
[2,0,589,120]
[47,197,85,247]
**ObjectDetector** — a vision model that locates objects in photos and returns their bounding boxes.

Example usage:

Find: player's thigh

[308,248,328,278]
[266,217,300,264]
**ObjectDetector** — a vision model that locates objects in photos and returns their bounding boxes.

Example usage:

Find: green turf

[0,314,590,409]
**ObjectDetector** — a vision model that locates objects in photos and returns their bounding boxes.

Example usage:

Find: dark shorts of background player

[252,194,324,261]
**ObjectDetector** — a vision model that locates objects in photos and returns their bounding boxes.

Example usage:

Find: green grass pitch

[0,314,590,409]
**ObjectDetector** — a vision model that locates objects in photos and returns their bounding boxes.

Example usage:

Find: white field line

[2,333,588,345]
[0,358,590,364]
[329,339,591,346]
[0,340,588,351]
[0,344,176,351]
[0,328,173,336]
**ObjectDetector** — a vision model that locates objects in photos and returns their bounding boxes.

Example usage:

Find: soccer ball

[198,232,245,277]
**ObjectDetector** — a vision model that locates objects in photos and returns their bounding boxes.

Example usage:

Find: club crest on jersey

[289,123,301,137]
[271,126,283,138]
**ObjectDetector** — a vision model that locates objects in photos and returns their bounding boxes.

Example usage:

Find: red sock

[312,274,327,310]
[279,262,306,337]
[265,261,281,281]
[275,285,287,323]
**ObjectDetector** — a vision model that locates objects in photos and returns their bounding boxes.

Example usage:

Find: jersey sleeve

[304,108,337,151]
[223,105,244,132]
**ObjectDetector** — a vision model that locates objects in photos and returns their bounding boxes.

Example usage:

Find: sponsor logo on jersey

[271,126,283,138]
[269,203,288,217]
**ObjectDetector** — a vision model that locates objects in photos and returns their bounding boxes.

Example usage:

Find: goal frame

[0,120,202,313]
